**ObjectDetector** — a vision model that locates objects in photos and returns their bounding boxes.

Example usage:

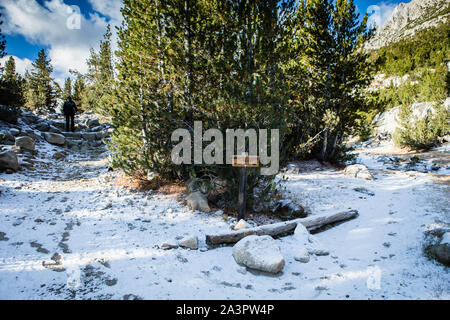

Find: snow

[0,123,449,299]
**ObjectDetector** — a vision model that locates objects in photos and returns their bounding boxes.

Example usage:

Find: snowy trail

[0,139,448,299]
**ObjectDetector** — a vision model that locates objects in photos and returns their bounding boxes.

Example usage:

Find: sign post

[232,153,259,220]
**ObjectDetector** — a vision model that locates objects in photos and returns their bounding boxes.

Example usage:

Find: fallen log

[205,209,358,245]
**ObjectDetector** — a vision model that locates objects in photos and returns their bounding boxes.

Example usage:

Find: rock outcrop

[367,0,450,50]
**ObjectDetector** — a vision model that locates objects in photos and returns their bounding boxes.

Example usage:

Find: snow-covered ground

[0,135,448,299]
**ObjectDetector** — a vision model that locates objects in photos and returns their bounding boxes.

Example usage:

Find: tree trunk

[320,129,328,160]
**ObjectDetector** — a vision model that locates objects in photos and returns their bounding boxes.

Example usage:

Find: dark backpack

[63,100,76,115]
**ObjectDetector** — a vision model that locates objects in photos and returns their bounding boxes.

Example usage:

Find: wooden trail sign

[232,154,259,167]
[232,153,259,220]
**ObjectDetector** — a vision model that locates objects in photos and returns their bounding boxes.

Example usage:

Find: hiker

[63,96,77,132]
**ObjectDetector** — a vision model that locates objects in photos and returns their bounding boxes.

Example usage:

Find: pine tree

[328,0,374,159]
[109,0,178,177]
[83,25,114,114]
[25,49,58,111]
[4,56,15,81]
[109,0,297,211]
[0,13,6,73]
[72,74,85,110]
[292,0,374,161]
[0,56,25,108]
[296,0,337,160]
[62,77,72,100]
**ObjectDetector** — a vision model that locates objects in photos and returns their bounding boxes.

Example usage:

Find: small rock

[161,241,178,250]
[234,219,250,231]
[186,191,210,213]
[353,187,375,196]
[294,247,310,263]
[344,164,374,180]
[9,128,20,136]
[294,223,329,256]
[34,122,50,132]
[53,152,65,160]
[87,118,100,128]
[0,130,15,145]
[273,199,306,220]
[43,132,65,145]
[429,243,450,266]
[179,236,198,250]
[48,125,62,134]
[236,266,247,275]
[0,150,18,171]
[15,136,35,151]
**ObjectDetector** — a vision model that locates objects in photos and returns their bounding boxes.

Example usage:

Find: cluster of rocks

[0,110,112,173]
[378,155,443,173]
[0,125,39,173]
[22,110,112,150]
[231,223,329,274]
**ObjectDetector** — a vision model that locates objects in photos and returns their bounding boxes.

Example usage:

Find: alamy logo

[171,121,279,175]
[366,265,381,290]
[66,5,81,30]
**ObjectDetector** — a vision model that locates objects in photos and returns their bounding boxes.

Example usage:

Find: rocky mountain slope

[367,0,450,50]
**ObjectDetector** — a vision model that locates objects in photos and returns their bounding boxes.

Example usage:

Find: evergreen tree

[83,25,114,114]
[72,74,85,109]
[296,0,338,160]
[293,0,374,161]
[0,13,6,73]
[25,49,58,111]
[0,56,25,108]
[109,0,297,210]
[328,0,374,159]
[4,56,15,80]
[62,77,72,100]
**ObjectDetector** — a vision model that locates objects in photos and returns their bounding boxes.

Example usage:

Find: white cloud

[88,0,123,21]
[0,0,122,85]
[367,2,397,29]
[0,55,33,76]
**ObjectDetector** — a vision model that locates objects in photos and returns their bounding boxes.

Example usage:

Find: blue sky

[0,0,405,84]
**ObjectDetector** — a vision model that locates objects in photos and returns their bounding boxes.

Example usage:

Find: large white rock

[186,191,210,212]
[15,136,35,151]
[232,235,285,274]
[43,132,65,145]
[344,164,374,180]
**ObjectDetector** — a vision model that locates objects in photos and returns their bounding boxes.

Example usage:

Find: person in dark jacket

[63,96,77,132]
